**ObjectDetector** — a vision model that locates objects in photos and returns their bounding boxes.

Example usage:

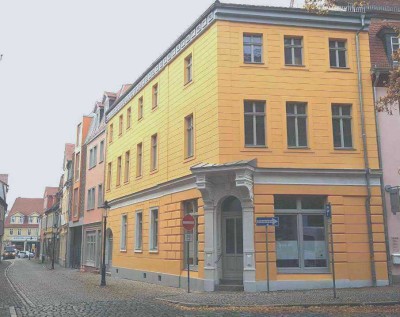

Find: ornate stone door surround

[191,159,257,292]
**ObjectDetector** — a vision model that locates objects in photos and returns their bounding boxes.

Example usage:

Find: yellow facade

[105,4,387,292]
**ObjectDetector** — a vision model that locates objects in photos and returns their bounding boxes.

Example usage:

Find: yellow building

[104,2,388,292]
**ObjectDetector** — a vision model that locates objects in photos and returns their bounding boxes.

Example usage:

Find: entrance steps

[216,280,244,292]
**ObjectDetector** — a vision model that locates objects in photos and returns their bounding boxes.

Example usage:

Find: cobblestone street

[1,258,400,316]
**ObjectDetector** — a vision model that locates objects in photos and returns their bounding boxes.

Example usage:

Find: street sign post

[182,215,195,293]
[256,217,279,293]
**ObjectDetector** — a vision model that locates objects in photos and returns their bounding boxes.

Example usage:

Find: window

[151,134,158,171]
[109,124,114,143]
[93,146,97,166]
[135,211,143,250]
[29,216,33,224]
[107,162,112,190]
[244,101,266,147]
[9,229,13,235]
[20,216,24,223]
[185,54,193,84]
[17,229,21,236]
[87,187,95,210]
[183,200,198,269]
[138,97,143,120]
[11,216,15,223]
[274,195,328,272]
[99,141,104,162]
[119,115,123,135]
[136,143,143,177]
[124,151,130,183]
[127,107,131,129]
[73,188,79,217]
[332,104,353,149]
[117,156,122,186]
[120,215,127,251]
[329,40,347,68]
[286,102,308,148]
[391,36,399,54]
[243,34,263,63]
[89,149,93,168]
[284,37,303,66]
[98,184,103,207]
[75,152,80,181]
[28,229,31,235]
[185,114,194,158]
[150,208,158,251]
[89,146,98,168]
[152,84,158,109]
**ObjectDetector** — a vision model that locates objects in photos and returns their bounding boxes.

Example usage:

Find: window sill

[183,155,196,163]
[184,80,194,89]
[241,62,267,68]
[134,249,143,253]
[284,148,314,153]
[282,65,308,70]
[124,180,130,185]
[120,250,127,253]
[152,106,158,112]
[150,169,158,175]
[136,175,143,180]
[327,67,353,73]
[241,147,272,152]
[330,148,359,154]
[277,269,330,274]
[99,160,104,164]
[138,117,144,122]
[149,250,159,254]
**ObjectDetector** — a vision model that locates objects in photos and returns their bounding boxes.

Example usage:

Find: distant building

[39,187,58,260]
[0,174,9,257]
[4,197,44,253]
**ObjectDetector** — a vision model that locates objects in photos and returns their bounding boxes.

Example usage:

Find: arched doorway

[221,196,243,282]
[105,228,113,272]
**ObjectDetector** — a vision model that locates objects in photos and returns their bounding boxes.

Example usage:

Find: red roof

[4,197,44,227]
[0,174,8,185]
[65,143,74,162]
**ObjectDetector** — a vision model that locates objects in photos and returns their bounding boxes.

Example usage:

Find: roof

[44,187,58,197]
[0,174,8,185]
[106,1,368,122]
[369,19,400,69]
[5,197,44,227]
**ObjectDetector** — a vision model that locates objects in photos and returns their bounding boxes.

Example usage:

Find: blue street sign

[325,203,332,218]
[256,217,279,227]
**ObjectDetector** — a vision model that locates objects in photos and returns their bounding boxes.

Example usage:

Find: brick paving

[2,258,400,316]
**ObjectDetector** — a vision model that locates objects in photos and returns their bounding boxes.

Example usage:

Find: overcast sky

[0,0,304,209]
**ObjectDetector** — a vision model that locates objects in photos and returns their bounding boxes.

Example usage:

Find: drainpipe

[356,14,377,287]
[372,71,393,285]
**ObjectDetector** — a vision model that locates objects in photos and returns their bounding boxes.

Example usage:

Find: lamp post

[100,201,110,287]
[51,211,59,270]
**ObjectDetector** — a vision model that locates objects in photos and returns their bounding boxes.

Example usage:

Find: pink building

[367,1,400,283]
[81,92,116,271]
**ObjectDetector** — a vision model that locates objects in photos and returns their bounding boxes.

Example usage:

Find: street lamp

[100,200,110,286]
[51,211,59,270]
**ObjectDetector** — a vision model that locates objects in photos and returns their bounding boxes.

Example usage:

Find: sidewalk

[0,261,23,317]
[157,284,400,308]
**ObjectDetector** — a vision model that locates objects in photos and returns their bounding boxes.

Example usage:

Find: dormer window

[99,108,104,122]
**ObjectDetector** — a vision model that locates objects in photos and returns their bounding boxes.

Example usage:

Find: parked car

[18,251,34,258]
[2,246,16,259]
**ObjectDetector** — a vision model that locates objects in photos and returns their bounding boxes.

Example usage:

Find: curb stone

[156,297,400,309]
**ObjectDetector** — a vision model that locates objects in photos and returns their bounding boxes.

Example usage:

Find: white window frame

[284,36,303,66]
[99,141,104,163]
[391,36,399,54]
[332,104,353,149]
[329,40,347,68]
[151,134,158,171]
[98,184,103,207]
[135,211,143,251]
[286,102,308,148]
[185,54,193,83]
[244,100,266,147]
[120,214,127,251]
[17,229,21,235]
[243,33,263,64]
[149,208,159,251]
[185,114,194,158]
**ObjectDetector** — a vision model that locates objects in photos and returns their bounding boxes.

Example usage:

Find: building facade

[4,197,44,253]
[104,3,388,292]
[40,187,59,261]
[0,174,8,258]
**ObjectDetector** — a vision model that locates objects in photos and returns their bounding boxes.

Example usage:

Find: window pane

[293,38,302,46]
[244,102,253,113]
[255,102,264,113]
[244,45,252,63]
[243,35,251,43]
[332,105,340,116]
[343,118,353,147]
[341,106,351,116]
[275,215,299,268]
[329,41,336,48]
[294,47,302,65]
[329,49,337,67]
[225,218,235,254]
[332,118,342,148]
[255,115,265,146]
[236,218,243,254]
[252,35,262,44]
[254,46,262,63]
[338,50,346,67]
[274,195,297,209]
[287,117,296,147]
[296,104,306,114]
[338,41,346,48]
[297,117,307,147]
[284,38,291,45]
[284,47,292,64]
[301,196,325,209]
[286,104,295,114]
[302,215,327,268]
[244,115,254,145]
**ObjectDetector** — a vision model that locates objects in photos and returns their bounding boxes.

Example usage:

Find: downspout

[356,14,377,286]
[372,71,393,285]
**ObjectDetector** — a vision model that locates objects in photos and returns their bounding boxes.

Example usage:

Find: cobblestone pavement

[3,258,400,316]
